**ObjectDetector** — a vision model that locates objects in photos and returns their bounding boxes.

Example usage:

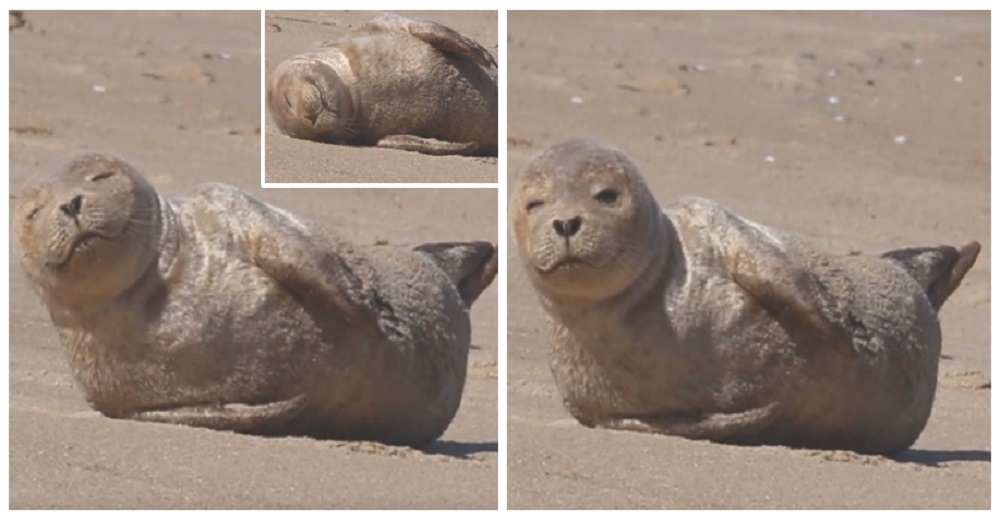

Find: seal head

[513,139,663,301]
[15,151,162,306]
[266,53,357,143]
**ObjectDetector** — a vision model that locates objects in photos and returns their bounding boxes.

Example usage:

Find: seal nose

[59,195,83,218]
[553,216,582,238]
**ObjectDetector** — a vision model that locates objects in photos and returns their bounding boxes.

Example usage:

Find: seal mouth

[46,231,109,270]
[536,256,591,275]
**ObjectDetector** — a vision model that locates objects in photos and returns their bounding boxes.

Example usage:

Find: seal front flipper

[248,230,387,341]
[414,241,498,307]
[127,395,307,434]
[377,135,480,156]
[881,241,981,311]
[213,185,387,341]
[598,403,781,442]
[724,243,857,358]
[364,13,498,71]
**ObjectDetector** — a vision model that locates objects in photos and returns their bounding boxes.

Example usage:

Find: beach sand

[505,11,990,509]
[9,11,498,509]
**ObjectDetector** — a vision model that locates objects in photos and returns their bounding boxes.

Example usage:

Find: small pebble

[893,135,909,144]
[92,85,107,93]
[764,155,776,163]
[954,75,964,83]
[570,96,583,104]
[833,114,848,123]
[694,64,708,72]
[913,58,924,66]
[827,96,841,105]
[218,52,232,60]
[826,68,838,77]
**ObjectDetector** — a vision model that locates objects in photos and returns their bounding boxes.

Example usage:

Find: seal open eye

[89,171,115,182]
[526,200,544,212]
[594,188,620,205]
[26,206,41,221]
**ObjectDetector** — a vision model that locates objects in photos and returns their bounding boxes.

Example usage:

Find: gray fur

[15,150,498,447]
[511,138,979,455]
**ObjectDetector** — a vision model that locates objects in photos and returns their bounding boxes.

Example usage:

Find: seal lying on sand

[267,13,498,156]
[15,151,498,447]
[511,138,980,455]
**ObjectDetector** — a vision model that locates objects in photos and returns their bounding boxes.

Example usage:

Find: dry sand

[264,10,498,184]
[9,11,497,509]
[506,11,990,509]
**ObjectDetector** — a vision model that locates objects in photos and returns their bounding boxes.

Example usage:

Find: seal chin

[45,231,108,270]
[535,256,592,275]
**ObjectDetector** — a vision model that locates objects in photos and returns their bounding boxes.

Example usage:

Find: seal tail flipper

[881,241,981,311]
[126,395,307,434]
[362,13,498,71]
[376,135,481,156]
[414,241,498,308]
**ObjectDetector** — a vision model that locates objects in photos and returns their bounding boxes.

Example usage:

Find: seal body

[267,13,497,156]
[512,138,979,455]
[15,151,498,446]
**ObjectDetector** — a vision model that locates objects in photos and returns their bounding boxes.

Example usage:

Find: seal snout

[59,194,83,218]
[552,216,582,238]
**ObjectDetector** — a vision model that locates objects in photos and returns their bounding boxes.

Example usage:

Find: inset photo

[264,10,498,184]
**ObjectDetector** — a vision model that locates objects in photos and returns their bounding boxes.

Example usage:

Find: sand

[506,11,990,509]
[8,11,497,509]
[264,10,498,184]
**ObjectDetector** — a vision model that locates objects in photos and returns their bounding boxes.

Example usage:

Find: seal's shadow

[420,440,498,459]
[893,449,990,467]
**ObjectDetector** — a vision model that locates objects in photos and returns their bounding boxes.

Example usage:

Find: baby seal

[15,151,498,447]
[267,13,497,156]
[512,138,980,455]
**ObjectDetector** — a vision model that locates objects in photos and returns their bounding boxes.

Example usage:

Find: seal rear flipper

[726,248,858,358]
[881,241,981,311]
[127,395,307,434]
[414,241,498,308]
[598,403,781,442]
[363,13,497,71]
[376,135,480,156]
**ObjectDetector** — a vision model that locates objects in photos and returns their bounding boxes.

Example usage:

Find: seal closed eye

[512,138,979,455]
[15,150,498,447]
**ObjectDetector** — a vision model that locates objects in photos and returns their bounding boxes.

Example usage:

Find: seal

[511,138,980,455]
[267,13,498,156]
[14,150,499,447]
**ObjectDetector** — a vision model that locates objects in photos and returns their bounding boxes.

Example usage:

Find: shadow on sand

[421,440,498,459]
[894,449,990,467]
